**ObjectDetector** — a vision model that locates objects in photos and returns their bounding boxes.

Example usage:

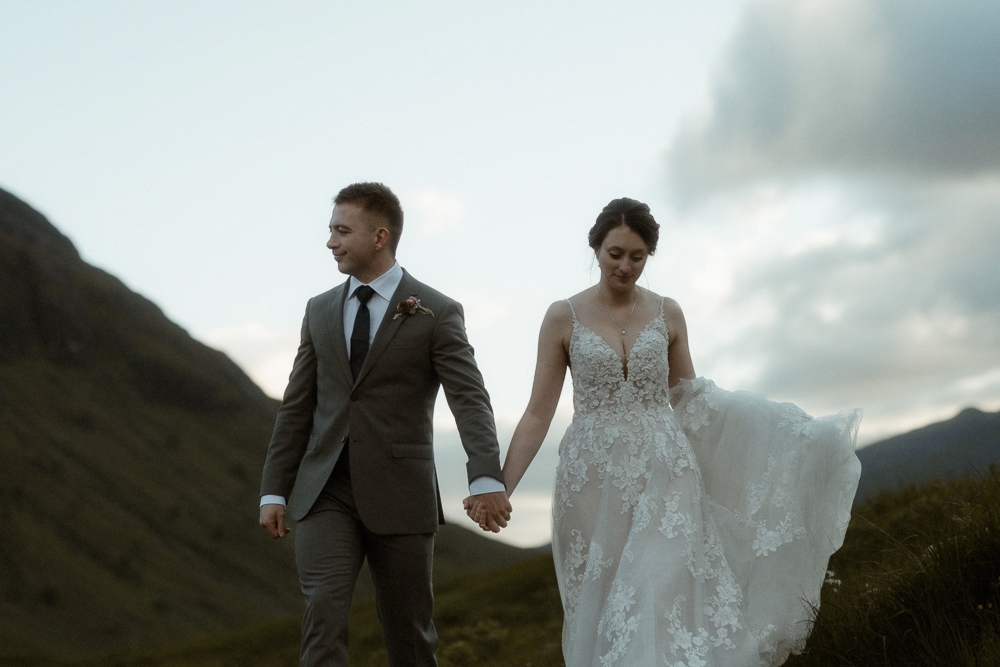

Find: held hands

[260,503,291,539]
[463,491,512,533]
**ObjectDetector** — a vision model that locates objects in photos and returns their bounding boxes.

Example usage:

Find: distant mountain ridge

[0,187,536,660]
[2,185,994,659]
[856,407,1000,501]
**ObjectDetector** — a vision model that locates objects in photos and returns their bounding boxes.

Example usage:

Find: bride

[467,197,862,666]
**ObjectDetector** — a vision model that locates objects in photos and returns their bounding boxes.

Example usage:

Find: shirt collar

[348,261,403,302]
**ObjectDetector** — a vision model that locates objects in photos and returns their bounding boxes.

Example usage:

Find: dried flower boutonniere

[393,296,434,320]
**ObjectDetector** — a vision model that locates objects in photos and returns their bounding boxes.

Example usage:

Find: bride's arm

[502,301,572,495]
[664,297,696,396]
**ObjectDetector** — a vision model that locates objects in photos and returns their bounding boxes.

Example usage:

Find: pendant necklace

[598,284,639,336]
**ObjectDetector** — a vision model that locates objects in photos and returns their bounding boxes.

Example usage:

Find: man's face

[327,203,380,278]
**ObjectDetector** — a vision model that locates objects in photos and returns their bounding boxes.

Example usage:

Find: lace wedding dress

[553,299,861,667]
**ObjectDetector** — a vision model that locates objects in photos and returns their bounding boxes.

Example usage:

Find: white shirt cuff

[260,495,286,507]
[469,475,506,495]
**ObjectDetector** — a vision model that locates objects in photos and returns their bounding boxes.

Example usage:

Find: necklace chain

[598,284,639,336]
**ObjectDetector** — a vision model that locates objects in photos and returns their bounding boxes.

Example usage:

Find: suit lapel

[353,270,419,388]
[327,280,353,385]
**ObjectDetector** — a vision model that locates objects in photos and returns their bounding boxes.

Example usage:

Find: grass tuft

[6,467,1000,666]
[786,464,1000,667]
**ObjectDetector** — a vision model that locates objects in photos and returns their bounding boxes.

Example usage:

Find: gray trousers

[295,454,439,667]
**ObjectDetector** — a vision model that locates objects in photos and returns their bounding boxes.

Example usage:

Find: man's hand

[462,491,512,533]
[260,503,290,539]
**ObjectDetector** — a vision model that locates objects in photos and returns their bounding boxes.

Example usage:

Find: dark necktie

[350,285,375,381]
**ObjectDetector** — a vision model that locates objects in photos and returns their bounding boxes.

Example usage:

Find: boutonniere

[393,296,434,320]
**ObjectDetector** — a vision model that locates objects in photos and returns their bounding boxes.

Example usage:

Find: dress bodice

[553,297,861,667]
[566,298,672,420]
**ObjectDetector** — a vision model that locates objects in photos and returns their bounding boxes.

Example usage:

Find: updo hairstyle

[588,197,660,255]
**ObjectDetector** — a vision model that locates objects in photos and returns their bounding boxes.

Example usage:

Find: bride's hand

[462,496,491,531]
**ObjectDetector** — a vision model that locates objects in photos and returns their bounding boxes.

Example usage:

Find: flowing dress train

[552,299,861,667]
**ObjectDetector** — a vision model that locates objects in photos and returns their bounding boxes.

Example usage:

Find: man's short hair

[334,182,404,252]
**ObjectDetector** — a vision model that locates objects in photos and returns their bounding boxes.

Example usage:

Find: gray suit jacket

[260,269,503,534]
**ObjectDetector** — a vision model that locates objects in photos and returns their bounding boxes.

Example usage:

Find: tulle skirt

[552,377,861,667]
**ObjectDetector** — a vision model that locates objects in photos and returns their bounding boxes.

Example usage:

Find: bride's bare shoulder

[658,295,689,336]
[660,295,684,317]
[539,300,576,348]
[543,298,575,325]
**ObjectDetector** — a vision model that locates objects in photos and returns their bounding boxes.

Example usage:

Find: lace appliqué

[553,309,674,520]
[743,452,808,557]
[597,580,641,667]
[672,378,722,432]
[551,298,861,667]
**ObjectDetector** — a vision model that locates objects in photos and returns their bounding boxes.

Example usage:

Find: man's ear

[374,226,391,251]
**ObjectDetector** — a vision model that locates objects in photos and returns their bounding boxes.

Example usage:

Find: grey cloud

[664,0,1000,437]
[669,0,1000,200]
[724,183,1000,417]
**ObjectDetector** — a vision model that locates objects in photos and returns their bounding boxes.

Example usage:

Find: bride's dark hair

[588,197,660,255]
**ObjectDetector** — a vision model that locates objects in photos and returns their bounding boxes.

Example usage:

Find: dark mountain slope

[856,407,1000,501]
[0,186,296,656]
[0,187,537,660]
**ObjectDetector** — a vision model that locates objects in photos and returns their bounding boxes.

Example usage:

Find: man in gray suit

[259,182,512,666]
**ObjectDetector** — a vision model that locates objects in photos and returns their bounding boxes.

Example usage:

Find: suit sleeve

[260,302,318,499]
[430,300,504,486]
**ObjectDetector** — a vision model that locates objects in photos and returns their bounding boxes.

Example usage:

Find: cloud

[672,177,1000,443]
[729,179,1000,398]
[664,0,1000,441]
[669,0,1000,200]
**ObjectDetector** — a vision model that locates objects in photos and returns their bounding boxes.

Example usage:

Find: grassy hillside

[0,555,565,667]
[5,185,997,665]
[22,466,999,667]
[785,466,1000,666]
[0,186,299,657]
[0,187,539,660]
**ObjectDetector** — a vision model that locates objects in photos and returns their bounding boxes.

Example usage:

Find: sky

[2,0,998,547]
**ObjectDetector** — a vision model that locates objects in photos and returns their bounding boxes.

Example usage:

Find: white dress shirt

[261,261,504,507]
[343,261,404,355]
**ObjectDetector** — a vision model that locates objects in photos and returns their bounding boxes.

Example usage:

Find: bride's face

[597,225,649,291]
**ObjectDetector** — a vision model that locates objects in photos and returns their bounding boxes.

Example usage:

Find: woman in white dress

[467,198,862,667]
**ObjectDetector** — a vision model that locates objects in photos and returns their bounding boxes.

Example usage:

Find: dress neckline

[570,314,666,381]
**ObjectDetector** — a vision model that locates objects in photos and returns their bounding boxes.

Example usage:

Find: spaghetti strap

[565,298,579,322]
[658,296,669,342]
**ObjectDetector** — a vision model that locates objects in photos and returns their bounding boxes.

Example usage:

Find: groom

[259,182,512,666]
